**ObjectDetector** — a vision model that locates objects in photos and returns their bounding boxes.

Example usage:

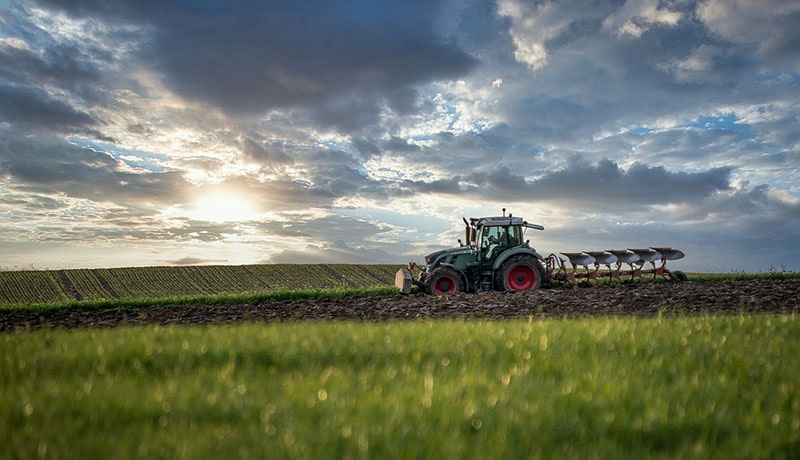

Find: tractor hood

[424,246,472,266]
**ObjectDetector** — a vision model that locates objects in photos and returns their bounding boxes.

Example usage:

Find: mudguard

[493,247,545,271]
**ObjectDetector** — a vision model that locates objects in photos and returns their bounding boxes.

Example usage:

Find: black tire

[671,270,688,282]
[496,255,543,292]
[426,267,464,295]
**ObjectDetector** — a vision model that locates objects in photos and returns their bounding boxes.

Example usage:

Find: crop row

[0,264,403,306]
[0,271,68,305]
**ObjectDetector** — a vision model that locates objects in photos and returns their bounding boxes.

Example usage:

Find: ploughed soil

[2,279,799,332]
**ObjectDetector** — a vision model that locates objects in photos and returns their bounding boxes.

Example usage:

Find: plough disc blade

[651,247,685,261]
[560,252,595,267]
[628,248,662,262]
[606,249,640,264]
[585,251,617,265]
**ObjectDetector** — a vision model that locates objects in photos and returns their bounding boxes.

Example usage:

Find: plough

[546,247,687,285]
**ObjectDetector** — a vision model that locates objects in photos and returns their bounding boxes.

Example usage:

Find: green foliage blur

[3,316,799,459]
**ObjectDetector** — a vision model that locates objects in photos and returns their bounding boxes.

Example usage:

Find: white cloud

[658,45,721,83]
[496,0,573,70]
[603,0,683,37]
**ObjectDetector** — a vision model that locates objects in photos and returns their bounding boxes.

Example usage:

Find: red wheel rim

[433,276,457,295]
[506,265,537,290]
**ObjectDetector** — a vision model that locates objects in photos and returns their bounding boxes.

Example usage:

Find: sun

[189,192,258,223]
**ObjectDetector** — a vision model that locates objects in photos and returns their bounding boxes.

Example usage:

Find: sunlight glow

[190,192,258,223]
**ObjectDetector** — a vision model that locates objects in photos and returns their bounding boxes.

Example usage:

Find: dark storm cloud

[0,133,192,205]
[0,83,97,132]
[521,157,732,204]
[0,191,66,212]
[303,148,390,198]
[0,38,101,89]
[397,157,732,208]
[698,0,800,64]
[676,182,800,227]
[307,96,385,134]
[240,138,293,166]
[352,135,420,158]
[35,0,477,121]
[0,7,123,136]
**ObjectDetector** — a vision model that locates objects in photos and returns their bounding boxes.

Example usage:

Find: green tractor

[396,212,546,295]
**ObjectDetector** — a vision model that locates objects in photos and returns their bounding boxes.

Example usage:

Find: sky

[1,0,799,273]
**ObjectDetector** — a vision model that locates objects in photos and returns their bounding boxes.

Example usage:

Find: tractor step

[479,269,493,291]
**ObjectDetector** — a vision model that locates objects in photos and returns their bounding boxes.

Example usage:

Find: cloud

[496,0,574,70]
[34,0,477,122]
[497,0,682,71]
[0,36,101,90]
[240,137,293,166]
[257,212,405,264]
[698,0,800,62]
[657,45,723,84]
[679,180,800,227]
[395,157,732,210]
[0,83,97,132]
[167,257,228,266]
[602,0,682,38]
[268,240,395,264]
[352,135,421,159]
[0,133,192,206]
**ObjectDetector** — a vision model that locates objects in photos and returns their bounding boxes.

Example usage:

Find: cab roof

[468,216,544,231]
[470,216,524,227]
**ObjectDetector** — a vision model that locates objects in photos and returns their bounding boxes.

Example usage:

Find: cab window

[480,225,522,250]
[480,226,504,249]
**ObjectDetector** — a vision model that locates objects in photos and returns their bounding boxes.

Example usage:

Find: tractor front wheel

[426,267,464,295]
[497,255,543,291]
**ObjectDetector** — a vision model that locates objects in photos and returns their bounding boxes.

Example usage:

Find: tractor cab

[472,217,526,267]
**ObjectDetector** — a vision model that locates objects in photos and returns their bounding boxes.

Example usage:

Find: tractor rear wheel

[497,255,542,291]
[426,267,464,295]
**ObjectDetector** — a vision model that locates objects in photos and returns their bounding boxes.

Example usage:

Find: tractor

[396,211,547,295]
[395,210,686,294]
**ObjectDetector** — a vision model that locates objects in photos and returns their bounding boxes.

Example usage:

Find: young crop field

[0,264,402,306]
[3,264,799,312]
[2,316,799,459]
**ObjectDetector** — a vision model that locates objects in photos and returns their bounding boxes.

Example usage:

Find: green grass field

[3,316,799,459]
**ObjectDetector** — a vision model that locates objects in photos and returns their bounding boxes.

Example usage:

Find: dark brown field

[2,279,798,332]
